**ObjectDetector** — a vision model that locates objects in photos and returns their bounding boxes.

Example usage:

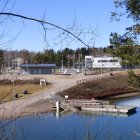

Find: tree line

[0,47,111,70]
[0,43,139,71]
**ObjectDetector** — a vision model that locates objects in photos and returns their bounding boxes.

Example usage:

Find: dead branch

[0,12,92,48]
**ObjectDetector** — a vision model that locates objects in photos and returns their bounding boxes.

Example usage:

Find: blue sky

[1,0,134,52]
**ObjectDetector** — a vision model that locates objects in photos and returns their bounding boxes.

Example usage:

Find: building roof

[20,64,56,68]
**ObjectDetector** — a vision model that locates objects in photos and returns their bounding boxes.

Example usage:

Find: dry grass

[0,79,49,103]
[115,69,140,75]
[58,72,139,99]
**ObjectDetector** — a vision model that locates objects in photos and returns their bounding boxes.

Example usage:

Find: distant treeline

[1,44,140,69]
[0,47,111,67]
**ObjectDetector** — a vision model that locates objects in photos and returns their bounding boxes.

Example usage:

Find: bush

[128,70,140,89]
[0,78,41,85]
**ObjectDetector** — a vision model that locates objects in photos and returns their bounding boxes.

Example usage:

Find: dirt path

[0,73,88,119]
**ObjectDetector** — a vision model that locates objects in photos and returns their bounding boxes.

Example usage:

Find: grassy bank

[0,78,49,103]
[58,71,139,99]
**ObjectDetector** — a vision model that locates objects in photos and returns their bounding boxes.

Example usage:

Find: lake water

[3,96,140,140]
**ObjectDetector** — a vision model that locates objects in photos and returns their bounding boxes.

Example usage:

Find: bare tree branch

[0,12,92,48]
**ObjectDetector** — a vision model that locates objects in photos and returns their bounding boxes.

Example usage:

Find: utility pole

[4,50,6,73]
[79,53,80,70]
[12,79,15,100]
[61,54,64,92]
[14,54,17,74]
[73,53,75,70]
[68,54,69,73]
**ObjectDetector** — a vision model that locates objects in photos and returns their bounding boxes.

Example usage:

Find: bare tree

[0,1,98,139]
[0,13,98,49]
[0,0,98,51]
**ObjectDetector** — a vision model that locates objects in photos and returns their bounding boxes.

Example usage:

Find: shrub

[128,70,140,89]
[0,78,41,85]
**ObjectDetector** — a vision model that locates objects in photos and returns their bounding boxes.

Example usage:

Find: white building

[85,56,122,68]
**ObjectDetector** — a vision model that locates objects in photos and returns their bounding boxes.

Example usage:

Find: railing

[50,94,77,111]
[67,99,109,108]
[76,74,110,85]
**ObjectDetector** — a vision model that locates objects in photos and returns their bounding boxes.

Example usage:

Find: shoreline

[1,92,140,120]
[0,71,140,120]
[106,92,140,100]
[0,102,54,120]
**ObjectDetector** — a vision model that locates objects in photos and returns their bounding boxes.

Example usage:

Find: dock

[66,99,136,114]
[51,95,136,114]
[81,104,136,114]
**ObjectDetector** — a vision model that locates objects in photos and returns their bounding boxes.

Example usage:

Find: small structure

[20,64,56,74]
[40,79,47,86]
[65,95,69,99]
[56,101,60,112]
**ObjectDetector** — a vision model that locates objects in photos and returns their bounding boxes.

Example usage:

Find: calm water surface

[4,96,140,140]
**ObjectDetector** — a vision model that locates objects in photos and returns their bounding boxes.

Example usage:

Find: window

[109,59,118,62]
[98,60,108,63]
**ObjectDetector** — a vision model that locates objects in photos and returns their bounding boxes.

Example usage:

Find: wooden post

[56,101,60,113]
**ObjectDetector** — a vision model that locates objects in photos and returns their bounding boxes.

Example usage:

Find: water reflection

[114,96,140,107]
[1,96,140,140]
[5,108,140,140]
[56,109,136,119]
[77,110,136,117]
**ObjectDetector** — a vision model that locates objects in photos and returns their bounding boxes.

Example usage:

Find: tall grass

[0,78,49,103]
